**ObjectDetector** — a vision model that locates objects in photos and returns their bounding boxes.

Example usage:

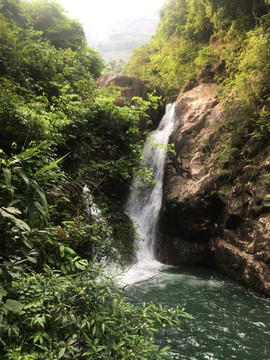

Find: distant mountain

[87,17,158,61]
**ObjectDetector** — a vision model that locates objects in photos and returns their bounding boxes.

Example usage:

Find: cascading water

[122,105,270,360]
[123,104,176,284]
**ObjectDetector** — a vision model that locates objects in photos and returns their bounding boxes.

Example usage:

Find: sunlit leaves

[125,0,270,98]
[0,2,193,359]
[0,264,190,359]
[0,206,30,231]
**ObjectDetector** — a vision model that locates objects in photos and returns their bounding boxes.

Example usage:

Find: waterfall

[123,104,176,284]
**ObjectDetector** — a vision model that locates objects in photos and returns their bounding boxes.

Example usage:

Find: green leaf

[33,334,42,344]
[26,192,35,225]
[26,256,37,264]
[21,236,33,248]
[15,167,30,186]
[1,206,21,215]
[7,270,19,278]
[8,199,21,207]
[15,142,45,161]
[2,168,11,185]
[58,348,65,359]
[75,261,86,270]
[34,154,69,178]
[36,174,62,180]
[0,285,7,298]
[32,182,48,216]
[34,201,47,217]
[14,218,31,232]
[0,207,30,231]
[0,285,7,303]
[83,331,92,344]
[59,261,66,271]
[0,208,12,218]
[3,299,23,313]
[65,247,75,255]
[161,346,171,353]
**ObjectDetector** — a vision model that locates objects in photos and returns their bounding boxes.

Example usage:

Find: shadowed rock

[157,83,270,296]
[96,74,165,131]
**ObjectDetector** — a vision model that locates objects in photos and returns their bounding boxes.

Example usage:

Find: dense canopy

[0,1,184,359]
[1,0,270,358]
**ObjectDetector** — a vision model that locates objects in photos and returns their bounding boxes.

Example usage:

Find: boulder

[158,83,270,296]
[96,74,165,131]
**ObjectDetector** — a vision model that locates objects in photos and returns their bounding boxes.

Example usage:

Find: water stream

[124,104,176,285]
[123,105,270,359]
[126,267,270,360]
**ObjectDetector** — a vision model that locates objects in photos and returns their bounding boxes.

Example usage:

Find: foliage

[213,15,270,179]
[124,0,270,99]
[0,0,152,266]
[0,262,191,359]
[55,89,157,200]
[0,141,188,359]
[0,0,86,51]
[0,9,102,102]
[0,1,192,359]
[123,43,158,86]
[104,59,127,75]
[124,0,270,195]
[0,144,66,287]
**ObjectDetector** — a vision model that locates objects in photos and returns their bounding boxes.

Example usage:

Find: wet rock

[160,236,209,266]
[158,83,270,296]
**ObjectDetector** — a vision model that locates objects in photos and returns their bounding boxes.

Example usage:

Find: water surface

[124,104,270,359]
[126,267,270,360]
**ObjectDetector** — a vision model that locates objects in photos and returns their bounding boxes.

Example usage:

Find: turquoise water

[126,267,270,360]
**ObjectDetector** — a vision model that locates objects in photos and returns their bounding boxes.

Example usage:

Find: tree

[26,0,86,50]
[125,0,270,98]
[0,0,26,26]
[0,2,193,358]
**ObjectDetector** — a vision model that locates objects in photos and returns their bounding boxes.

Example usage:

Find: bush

[0,262,191,360]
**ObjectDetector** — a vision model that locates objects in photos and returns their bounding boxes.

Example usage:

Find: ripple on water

[126,267,270,360]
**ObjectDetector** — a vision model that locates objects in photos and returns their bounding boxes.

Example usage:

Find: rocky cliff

[96,75,165,131]
[157,84,270,296]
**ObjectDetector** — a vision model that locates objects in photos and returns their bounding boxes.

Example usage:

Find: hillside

[89,17,159,61]
[123,0,270,294]
[0,1,178,358]
[1,0,270,358]
[124,0,270,211]
[124,0,270,99]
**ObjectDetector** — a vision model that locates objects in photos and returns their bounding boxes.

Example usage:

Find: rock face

[96,74,165,130]
[157,83,270,296]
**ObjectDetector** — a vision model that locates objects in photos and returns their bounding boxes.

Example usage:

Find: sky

[57,0,166,40]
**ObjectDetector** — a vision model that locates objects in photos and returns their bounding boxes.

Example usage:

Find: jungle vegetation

[124,0,270,187]
[1,0,270,358]
[0,0,190,359]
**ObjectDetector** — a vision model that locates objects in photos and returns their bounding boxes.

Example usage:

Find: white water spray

[122,104,176,285]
